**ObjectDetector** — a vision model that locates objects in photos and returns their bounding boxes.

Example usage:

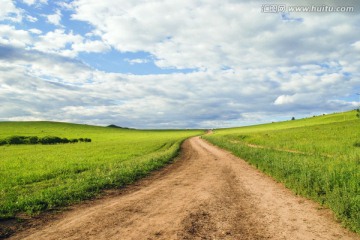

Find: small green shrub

[6,136,25,144]
[28,136,39,144]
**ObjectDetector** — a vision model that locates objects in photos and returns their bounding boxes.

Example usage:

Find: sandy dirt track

[10,137,359,240]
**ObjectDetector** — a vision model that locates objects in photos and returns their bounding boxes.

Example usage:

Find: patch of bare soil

[7,137,359,240]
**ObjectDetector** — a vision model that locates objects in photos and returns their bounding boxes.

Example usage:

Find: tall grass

[204,111,360,233]
[0,121,202,218]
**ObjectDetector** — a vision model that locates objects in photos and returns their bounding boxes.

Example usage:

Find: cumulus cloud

[0,45,93,84]
[33,29,82,56]
[2,40,356,128]
[70,0,360,72]
[0,25,32,47]
[274,95,295,105]
[29,28,42,34]
[31,29,109,57]
[0,0,22,22]
[72,40,110,53]
[46,9,62,26]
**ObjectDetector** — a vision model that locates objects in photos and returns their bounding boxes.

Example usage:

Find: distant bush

[0,136,91,146]
[0,139,7,146]
[40,136,60,144]
[29,136,39,144]
[6,136,26,144]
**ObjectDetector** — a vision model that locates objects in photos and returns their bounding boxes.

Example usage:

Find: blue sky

[0,0,360,128]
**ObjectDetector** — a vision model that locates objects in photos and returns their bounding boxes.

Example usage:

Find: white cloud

[22,0,47,6]
[22,0,36,5]
[72,40,110,53]
[31,29,110,57]
[56,2,74,10]
[124,58,149,65]
[0,25,32,48]
[352,41,360,51]
[71,0,360,72]
[274,95,295,105]
[46,9,62,26]
[33,29,83,57]
[0,43,358,128]
[26,15,38,22]
[29,28,42,34]
[0,0,22,22]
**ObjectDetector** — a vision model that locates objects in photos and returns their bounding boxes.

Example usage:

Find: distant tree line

[0,136,91,146]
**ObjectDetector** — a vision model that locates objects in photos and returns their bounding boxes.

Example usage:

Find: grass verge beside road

[204,111,360,233]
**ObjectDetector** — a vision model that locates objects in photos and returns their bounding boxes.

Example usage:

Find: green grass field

[0,121,202,219]
[204,110,360,233]
[2,112,360,233]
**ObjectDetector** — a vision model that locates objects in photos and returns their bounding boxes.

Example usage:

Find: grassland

[0,121,202,219]
[204,110,360,233]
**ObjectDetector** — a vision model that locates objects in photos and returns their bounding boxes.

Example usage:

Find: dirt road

[10,137,359,239]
